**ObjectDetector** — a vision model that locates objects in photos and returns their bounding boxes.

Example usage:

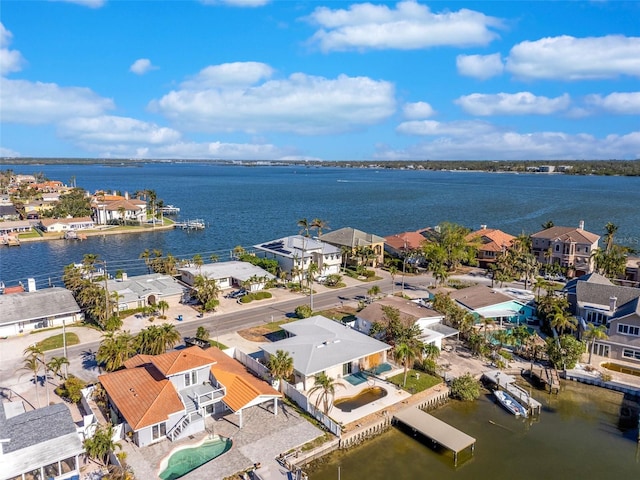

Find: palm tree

[158,323,181,352]
[603,222,618,253]
[209,253,219,263]
[395,342,420,387]
[47,356,70,382]
[192,253,203,273]
[550,310,577,336]
[583,324,608,365]
[140,249,152,274]
[97,331,137,371]
[423,343,440,361]
[481,317,495,340]
[533,277,550,301]
[156,299,169,318]
[311,218,329,237]
[20,356,41,408]
[83,423,122,466]
[367,285,381,302]
[297,218,310,237]
[308,372,345,414]
[117,206,126,225]
[541,220,554,229]
[267,349,294,392]
[24,344,48,404]
[388,265,398,294]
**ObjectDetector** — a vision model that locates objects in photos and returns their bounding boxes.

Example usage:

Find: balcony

[180,382,225,410]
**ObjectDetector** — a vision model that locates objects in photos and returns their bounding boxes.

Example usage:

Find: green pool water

[159,436,232,480]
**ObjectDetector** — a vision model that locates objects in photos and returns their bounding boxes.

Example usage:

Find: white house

[91,194,147,225]
[261,315,391,391]
[39,216,95,233]
[0,287,83,337]
[253,235,341,281]
[106,273,186,311]
[179,261,275,292]
[0,402,85,480]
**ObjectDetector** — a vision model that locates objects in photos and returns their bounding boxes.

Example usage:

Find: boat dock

[160,205,180,215]
[483,370,542,415]
[393,406,476,466]
[173,219,206,230]
[530,367,561,394]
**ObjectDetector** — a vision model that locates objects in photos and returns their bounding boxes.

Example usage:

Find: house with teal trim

[448,284,535,326]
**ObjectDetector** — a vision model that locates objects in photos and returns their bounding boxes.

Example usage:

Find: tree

[311,218,329,236]
[295,304,312,319]
[55,375,86,403]
[297,218,310,237]
[550,309,577,336]
[450,373,481,401]
[193,275,221,312]
[388,265,398,294]
[583,324,608,365]
[192,253,203,273]
[209,253,219,263]
[20,355,41,408]
[47,356,70,382]
[395,342,420,387]
[156,300,169,318]
[603,222,618,253]
[308,372,345,414]
[422,222,478,279]
[97,331,137,372]
[367,285,381,302]
[24,344,47,405]
[267,350,294,392]
[83,423,122,467]
[158,323,181,352]
[196,326,210,341]
[546,335,585,370]
[541,220,554,229]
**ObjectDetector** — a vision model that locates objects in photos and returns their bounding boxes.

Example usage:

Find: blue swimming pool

[159,435,232,480]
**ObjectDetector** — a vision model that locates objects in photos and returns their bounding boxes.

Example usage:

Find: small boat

[494,390,528,417]
[160,205,180,215]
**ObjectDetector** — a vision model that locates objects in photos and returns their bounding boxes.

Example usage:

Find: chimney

[121,272,128,281]
[27,278,36,292]
[609,296,617,312]
[125,191,129,200]
[480,225,487,230]
[579,220,585,230]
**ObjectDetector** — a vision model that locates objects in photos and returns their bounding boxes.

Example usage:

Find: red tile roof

[531,226,600,244]
[150,347,217,376]
[466,228,515,253]
[385,231,427,251]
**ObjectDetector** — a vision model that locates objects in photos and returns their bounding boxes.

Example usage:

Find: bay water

[1,163,639,288]
[308,381,640,479]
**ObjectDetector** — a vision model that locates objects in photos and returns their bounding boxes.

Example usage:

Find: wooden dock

[394,406,476,466]
[530,367,561,394]
[483,370,542,415]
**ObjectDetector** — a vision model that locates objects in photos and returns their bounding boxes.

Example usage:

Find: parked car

[226,289,247,299]
[315,275,327,284]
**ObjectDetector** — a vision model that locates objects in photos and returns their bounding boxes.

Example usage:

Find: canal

[308,381,639,479]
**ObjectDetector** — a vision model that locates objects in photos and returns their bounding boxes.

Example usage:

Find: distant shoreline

[2,158,640,176]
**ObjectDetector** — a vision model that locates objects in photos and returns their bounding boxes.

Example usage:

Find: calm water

[309,381,640,479]
[1,163,639,288]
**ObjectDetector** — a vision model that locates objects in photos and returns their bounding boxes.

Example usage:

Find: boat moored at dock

[494,390,528,417]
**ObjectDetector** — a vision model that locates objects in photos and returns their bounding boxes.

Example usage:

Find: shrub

[363,270,375,278]
[295,304,312,319]
[450,373,481,401]
[420,358,438,375]
[601,372,612,382]
[55,375,86,403]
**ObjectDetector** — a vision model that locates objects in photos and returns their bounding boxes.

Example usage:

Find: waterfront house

[0,287,83,337]
[39,216,95,233]
[530,221,600,277]
[564,273,640,361]
[0,402,85,480]
[105,273,186,311]
[447,284,535,326]
[354,296,454,349]
[465,226,515,268]
[98,346,281,447]
[90,194,146,225]
[624,256,640,286]
[260,315,391,391]
[179,261,275,292]
[253,235,341,281]
[318,227,386,267]
[0,220,35,236]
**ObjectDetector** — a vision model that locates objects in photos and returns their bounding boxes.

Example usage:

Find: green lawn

[36,332,80,351]
[387,369,442,394]
[209,340,228,350]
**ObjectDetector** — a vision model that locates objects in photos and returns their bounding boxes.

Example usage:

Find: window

[152,422,166,440]
[184,370,197,386]
[622,349,640,360]
[60,456,76,473]
[555,245,560,252]
[44,461,60,479]
[617,324,640,336]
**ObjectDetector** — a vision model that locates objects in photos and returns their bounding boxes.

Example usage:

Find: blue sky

[1,0,639,161]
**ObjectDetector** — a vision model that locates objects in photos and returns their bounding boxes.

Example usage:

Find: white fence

[234,348,271,380]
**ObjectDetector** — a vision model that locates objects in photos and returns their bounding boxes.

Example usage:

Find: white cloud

[129,58,157,75]
[150,141,288,160]
[584,92,640,115]
[402,101,435,119]
[151,64,396,135]
[396,119,501,137]
[50,0,106,8]
[306,1,503,52]
[1,78,114,124]
[200,0,271,6]
[0,23,25,75]
[59,116,181,147]
[506,35,640,80]
[455,92,571,116]
[457,53,503,80]
[182,62,274,89]
[381,120,640,160]
[0,146,20,157]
